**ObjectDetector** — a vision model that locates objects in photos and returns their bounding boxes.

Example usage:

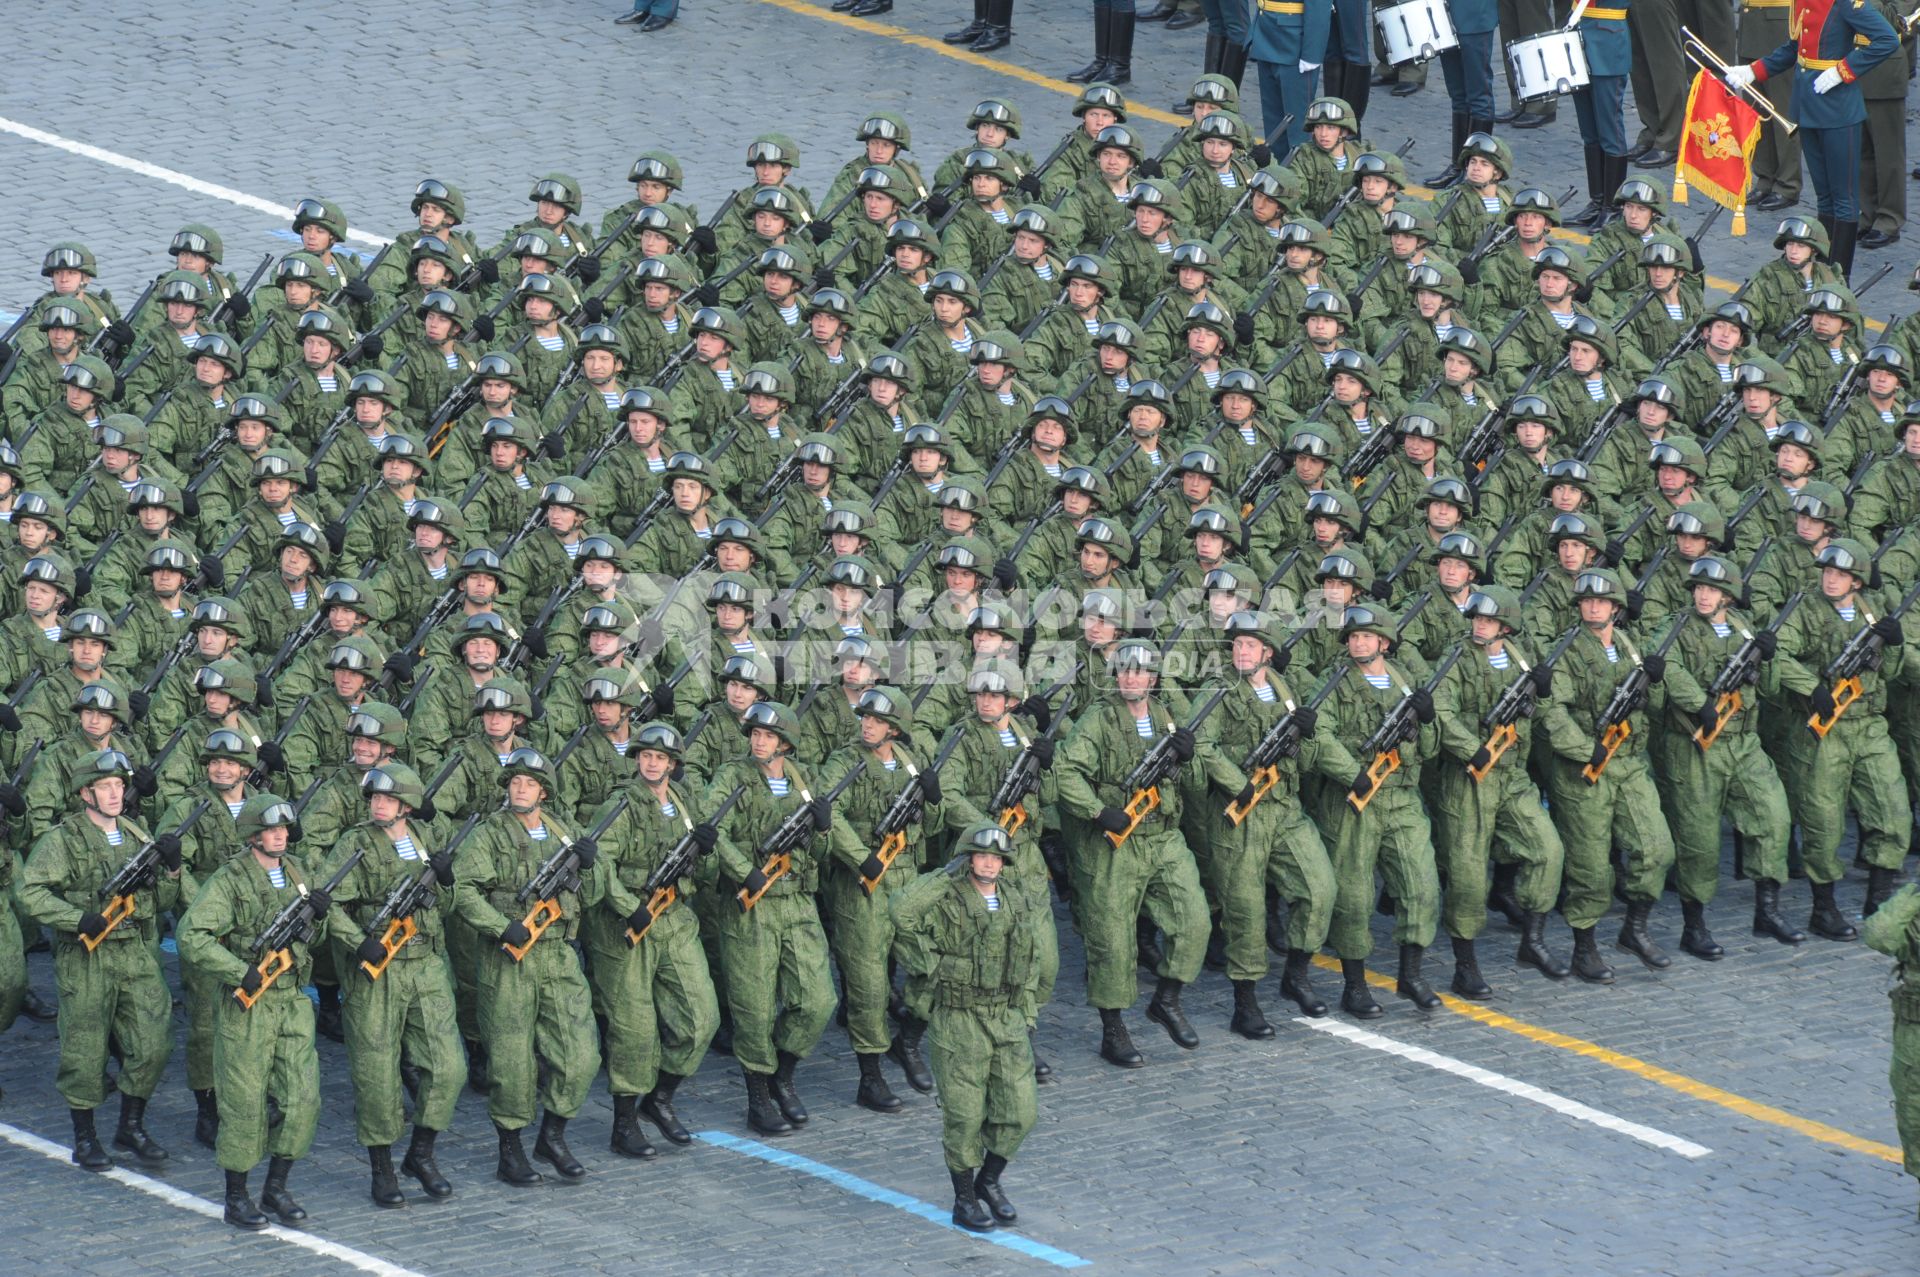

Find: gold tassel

[1732,201,1747,236]
[1672,172,1689,205]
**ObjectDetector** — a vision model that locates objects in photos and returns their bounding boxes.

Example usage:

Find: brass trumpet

[1682,27,1799,135]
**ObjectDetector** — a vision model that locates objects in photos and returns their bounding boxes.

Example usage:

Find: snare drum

[1507,31,1590,103]
[1375,0,1458,66]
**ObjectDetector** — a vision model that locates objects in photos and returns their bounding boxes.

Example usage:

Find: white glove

[1301,60,1321,74]
[1812,66,1844,94]
[1723,66,1756,91]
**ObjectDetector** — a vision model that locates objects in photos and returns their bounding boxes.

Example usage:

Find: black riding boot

[972,0,1013,51]
[1105,8,1135,83]
[945,0,986,42]
[1427,114,1468,188]
[1067,7,1111,82]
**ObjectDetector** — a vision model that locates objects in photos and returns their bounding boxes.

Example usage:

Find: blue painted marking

[159,937,177,955]
[266,228,373,264]
[694,1129,1091,1269]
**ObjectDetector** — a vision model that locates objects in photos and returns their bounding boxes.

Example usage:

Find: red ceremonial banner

[1672,70,1764,236]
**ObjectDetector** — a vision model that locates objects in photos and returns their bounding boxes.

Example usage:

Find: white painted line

[0,1119,429,1276]
[1295,1018,1713,1159]
[0,115,392,248]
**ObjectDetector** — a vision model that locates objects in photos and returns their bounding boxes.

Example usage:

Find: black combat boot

[1066,7,1111,82]
[1828,220,1857,282]
[857,1053,903,1113]
[1809,880,1857,940]
[971,0,1013,50]
[1281,949,1327,1016]
[1616,900,1672,968]
[976,1152,1018,1222]
[641,1072,692,1144]
[945,0,986,43]
[745,1070,793,1135]
[1449,936,1491,999]
[1570,926,1615,983]
[1396,944,1441,1008]
[1340,958,1382,1019]
[402,1126,451,1198]
[112,1094,168,1163]
[368,1144,405,1208]
[1679,900,1723,960]
[1030,1029,1052,1082]
[1135,916,1165,972]
[224,1169,268,1230]
[1230,979,1274,1039]
[1104,8,1135,84]
[193,1088,219,1148]
[1489,862,1527,927]
[952,1167,995,1231]
[889,1015,934,1092]
[70,1107,110,1171]
[610,1095,658,1159]
[21,989,56,1022]
[771,1051,810,1125]
[261,1155,306,1222]
[1517,912,1571,978]
[1752,881,1805,944]
[495,1121,543,1185]
[1099,1008,1144,1067]
[533,1111,586,1179]
[1146,976,1199,1048]
[1865,866,1899,917]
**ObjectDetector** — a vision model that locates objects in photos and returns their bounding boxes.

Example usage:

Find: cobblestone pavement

[0,1,1915,1271]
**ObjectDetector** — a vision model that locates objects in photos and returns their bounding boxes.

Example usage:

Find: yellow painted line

[758,0,1884,330]
[749,0,1190,126]
[1311,954,1904,1163]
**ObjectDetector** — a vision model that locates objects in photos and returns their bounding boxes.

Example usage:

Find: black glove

[569,837,598,870]
[1586,741,1610,772]
[1135,159,1164,180]
[499,920,533,949]
[1625,588,1645,622]
[324,521,346,554]
[475,257,501,285]
[1530,666,1554,697]
[357,333,385,362]
[574,255,602,286]
[1032,737,1056,768]
[472,314,496,342]
[925,192,953,220]
[1752,629,1778,660]
[106,319,137,352]
[238,965,264,996]
[582,297,606,325]
[1468,745,1493,774]
[1233,312,1256,347]
[413,798,437,823]
[132,765,158,798]
[1272,646,1291,674]
[1295,705,1319,736]
[355,935,388,968]
[1349,770,1375,802]
[690,282,720,309]
[689,226,718,256]
[0,782,22,817]
[527,691,546,722]
[1169,726,1196,761]
[1250,143,1273,168]
[154,833,182,873]
[1015,695,1052,733]
[385,651,417,685]
[1810,683,1839,719]
[1369,577,1392,601]
[1410,687,1435,723]
[809,796,832,831]
[653,680,676,716]
[858,853,887,880]
[812,266,836,292]
[73,565,92,600]
[306,887,331,919]
[691,822,719,852]
[199,554,225,591]
[0,702,21,733]
[539,430,566,463]
[1603,539,1627,567]
[1231,781,1257,808]
[77,911,110,942]
[807,219,834,245]
[1695,703,1721,735]
[1459,256,1480,287]
[1642,653,1666,684]
[181,491,201,519]
[1875,616,1905,646]
[918,771,943,805]
[1016,173,1044,199]
[254,679,274,710]
[1095,806,1131,835]
[992,557,1019,591]
[344,276,375,305]
[227,292,252,322]
[257,741,285,773]
[522,627,549,660]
